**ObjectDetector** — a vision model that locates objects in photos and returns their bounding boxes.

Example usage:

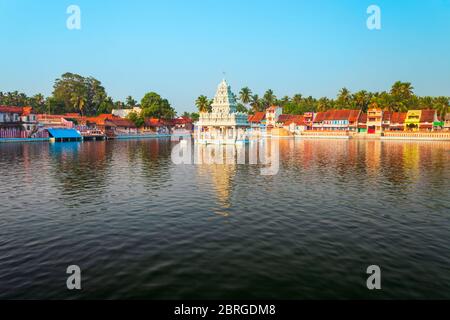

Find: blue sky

[0,0,449,113]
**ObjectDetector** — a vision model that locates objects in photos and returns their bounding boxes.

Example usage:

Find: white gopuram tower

[196,79,249,144]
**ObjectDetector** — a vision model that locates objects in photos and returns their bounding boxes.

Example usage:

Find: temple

[195,79,249,144]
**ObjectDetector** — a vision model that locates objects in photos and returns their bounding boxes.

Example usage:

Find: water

[0,138,449,299]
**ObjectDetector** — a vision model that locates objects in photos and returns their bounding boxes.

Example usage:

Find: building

[404,110,421,131]
[357,113,367,133]
[312,109,361,131]
[196,79,250,144]
[37,114,74,129]
[104,118,138,137]
[366,108,383,134]
[283,115,307,135]
[418,109,438,131]
[247,112,266,137]
[404,109,437,131]
[388,112,407,131]
[265,106,283,129]
[112,107,142,118]
[303,112,314,130]
[444,113,450,131]
[0,106,38,138]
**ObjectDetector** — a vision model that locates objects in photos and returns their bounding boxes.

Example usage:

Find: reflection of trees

[49,141,113,203]
[129,138,172,180]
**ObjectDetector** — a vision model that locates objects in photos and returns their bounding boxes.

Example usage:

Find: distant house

[0,106,38,138]
[418,109,438,131]
[404,110,422,131]
[312,109,360,131]
[404,109,437,131]
[388,112,407,131]
[444,113,450,131]
[303,112,315,130]
[366,108,383,134]
[265,106,283,129]
[283,115,308,135]
[357,113,367,133]
[37,114,74,129]
[104,118,138,137]
[247,111,266,136]
[112,107,142,118]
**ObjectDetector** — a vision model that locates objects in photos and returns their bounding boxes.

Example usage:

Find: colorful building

[0,106,38,138]
[265,106,283,129]
[404,110,422,131]
[388,112,407,131]
[247,111,266,136]
[312,109,360,131]
[366,108,383,134]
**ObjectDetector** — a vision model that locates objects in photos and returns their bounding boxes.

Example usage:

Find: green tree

[195,95,211,113]
[239,87,252,106]
[250,94,261,113]
[263,89,276,108]
[353,90,371,112]
[126,96,137,108]
[127,111,145,127]
[141,92,175,119]
[336,88,351,109]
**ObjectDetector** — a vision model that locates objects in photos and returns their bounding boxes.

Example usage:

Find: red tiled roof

[382,111,391,122]
[144,118,163,127]
[390,112,407,124]
[313,109,360,122]
[106,118,136,128]
[0,105,33,115]
[420,109,436,123]
[358,113,367,123]
[248,112,266,123]
[284,115,306,126]
[277,114,297,123]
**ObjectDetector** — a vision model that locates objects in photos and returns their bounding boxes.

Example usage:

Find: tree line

[0,72,176,120]
[195,81,449,119]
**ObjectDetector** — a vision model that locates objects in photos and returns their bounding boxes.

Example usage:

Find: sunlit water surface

[0,138,449,299]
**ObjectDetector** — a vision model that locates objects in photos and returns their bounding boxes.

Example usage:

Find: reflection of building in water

[196,146,237,209]
[365,140,382,174]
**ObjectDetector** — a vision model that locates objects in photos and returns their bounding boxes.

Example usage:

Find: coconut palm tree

[263,89,276,108]
[239,87,252,105]
[434,96,449,120]
[336,87,351,109]
[250,94,261,113]
[70,93,86,116]
[353,90,371,112]
[195,95,211,113]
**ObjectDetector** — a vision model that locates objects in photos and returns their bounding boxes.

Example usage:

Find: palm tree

[434,96,449,120]
[195,95,210,113]
[390,81,414,100]
[317,97,331,112]
[250,94,261,113]
[337,87,351,109]
[353,90,371,112]
[263,89,276,108]
[70,93,86,116]
[126,96,137,108]
[239,87,252,105]
[292,94,303,105]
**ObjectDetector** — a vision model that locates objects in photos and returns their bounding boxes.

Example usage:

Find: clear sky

[1,0,449,113]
